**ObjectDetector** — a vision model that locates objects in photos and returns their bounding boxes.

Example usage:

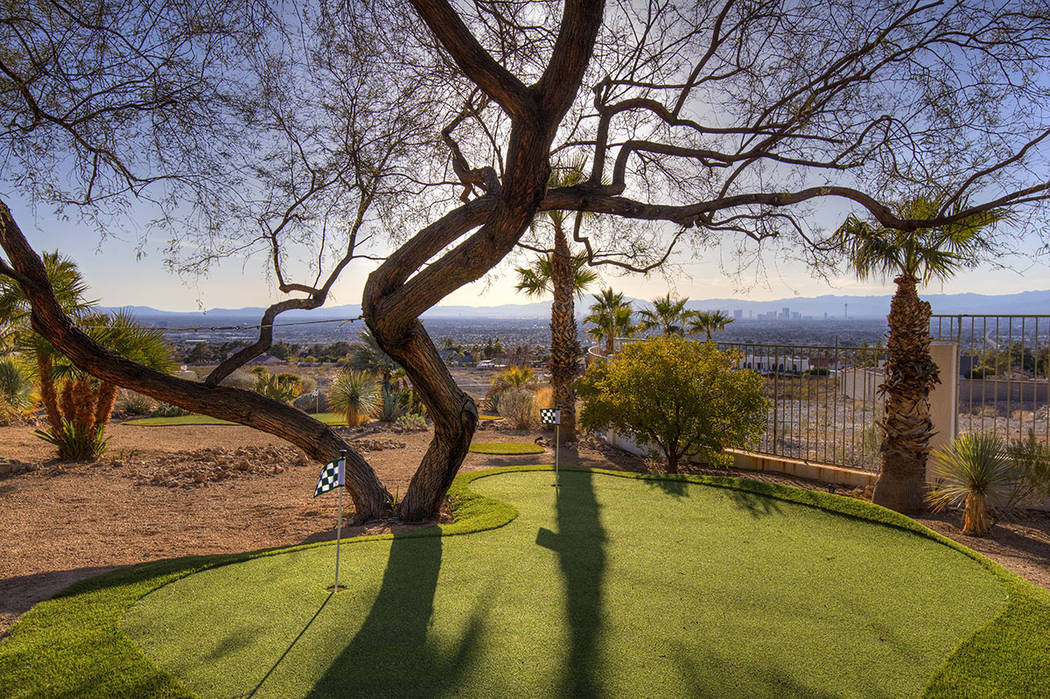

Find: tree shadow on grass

[304,532,488,698]
[670,641,840,698]
[537,468,608,697]
[723,487,783,518]
[642,472,692,498]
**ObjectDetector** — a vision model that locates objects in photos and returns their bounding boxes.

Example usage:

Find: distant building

[733,309,743,320]
[780,307,790,320]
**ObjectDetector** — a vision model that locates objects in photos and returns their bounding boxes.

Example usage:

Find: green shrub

[578,337,769,472]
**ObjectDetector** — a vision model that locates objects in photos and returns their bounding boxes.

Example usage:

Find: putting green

[122,470,1010,698]
[468,441,545,455]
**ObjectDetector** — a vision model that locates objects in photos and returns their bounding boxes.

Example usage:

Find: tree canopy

[3,0,1050,519]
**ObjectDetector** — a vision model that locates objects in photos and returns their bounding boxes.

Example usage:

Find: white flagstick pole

[554,420,560,488]
[334,450,345,592]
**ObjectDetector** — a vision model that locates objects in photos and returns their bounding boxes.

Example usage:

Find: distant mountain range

[100,288,1050,324]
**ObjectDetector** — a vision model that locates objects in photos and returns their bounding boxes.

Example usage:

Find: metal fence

[930,315,1050,445]
[715,342,886,472]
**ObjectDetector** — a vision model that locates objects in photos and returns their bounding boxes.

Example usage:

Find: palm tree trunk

[605,331,615,355]
[36,352,61,430]
[873,274,939,514]
[549,222,578,440]
[72,376,96,431]
[93,381,119,431]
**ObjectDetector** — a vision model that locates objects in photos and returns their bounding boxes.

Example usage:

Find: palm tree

[348,329,398,390]
[515,161,600,440]
[835,194,1004,513]
[638,293,690,336]
[0,254,171,459]
[516,252,597,440]
[584,288,634,355]
[689,310,735,341]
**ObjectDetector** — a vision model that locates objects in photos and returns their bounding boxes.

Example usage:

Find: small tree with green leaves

[578,337,768,473]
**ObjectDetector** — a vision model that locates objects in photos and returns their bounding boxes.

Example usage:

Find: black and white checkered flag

[540,408,561,425]
[314,458,345,497]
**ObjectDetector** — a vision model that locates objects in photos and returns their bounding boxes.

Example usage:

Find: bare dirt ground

[2,420,1048,638]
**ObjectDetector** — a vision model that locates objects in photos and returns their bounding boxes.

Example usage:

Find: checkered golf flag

[540,408,561,425]
[314,458,345,497]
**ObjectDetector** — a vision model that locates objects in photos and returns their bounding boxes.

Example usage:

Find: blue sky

[8,193,1049,312]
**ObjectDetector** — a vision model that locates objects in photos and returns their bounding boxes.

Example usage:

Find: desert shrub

[533,385,554,411]
[500,387,536,429]
[115,390,155,416]
[578,337,769,473]
[0,357,35,424]
[1007,430,1050,502]
[300,376,317,394]
[485,365,535,409]
[395,413,428,431]
[253,371,303,404]
[220,370,255,390]
[376,387,408,422]
[293,390,330,413]
[151,402,191,417]
[330,370,379,427]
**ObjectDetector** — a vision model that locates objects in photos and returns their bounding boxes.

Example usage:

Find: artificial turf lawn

[467,441,545,455]
[123,412,347,427]
[2,468,1048,698]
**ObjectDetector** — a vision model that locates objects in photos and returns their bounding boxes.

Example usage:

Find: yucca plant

[927,432,1018,536]
[330,370,380,427]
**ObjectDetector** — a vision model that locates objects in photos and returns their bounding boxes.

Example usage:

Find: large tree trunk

[0,203,391,521]
[367,318,478,521]
[549,222,578,441]
[873,274,939,514]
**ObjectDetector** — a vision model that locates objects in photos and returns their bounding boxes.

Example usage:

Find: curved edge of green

[468,441,545,455]
[1,466,1047,698]
[122,412,347,427]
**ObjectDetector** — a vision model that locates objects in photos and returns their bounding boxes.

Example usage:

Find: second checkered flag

[540,408,561,425]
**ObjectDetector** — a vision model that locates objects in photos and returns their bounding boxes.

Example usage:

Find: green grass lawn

[122,412,347,427]
[2,468,1048,698]
[467,441,545,455]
